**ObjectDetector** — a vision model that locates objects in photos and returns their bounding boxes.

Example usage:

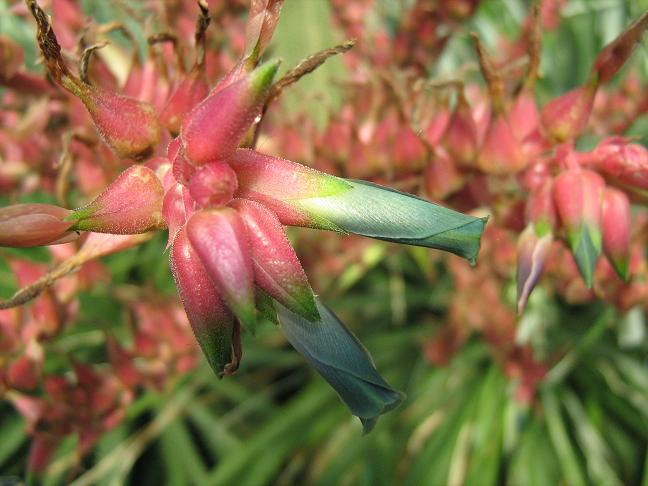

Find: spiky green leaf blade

[276,298,404,432]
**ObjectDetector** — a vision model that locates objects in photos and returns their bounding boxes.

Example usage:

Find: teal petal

[276,298,404,433]
[296,180,487,264]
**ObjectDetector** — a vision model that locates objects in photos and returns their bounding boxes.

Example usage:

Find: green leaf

[297,180,487,264]
[276,298,404,432]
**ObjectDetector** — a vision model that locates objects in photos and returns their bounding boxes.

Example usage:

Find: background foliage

[1,0,648,484]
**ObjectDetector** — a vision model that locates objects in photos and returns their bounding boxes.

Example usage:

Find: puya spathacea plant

[0,0,486,435]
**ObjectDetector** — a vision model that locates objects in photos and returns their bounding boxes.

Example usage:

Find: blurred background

[1,0,648,484]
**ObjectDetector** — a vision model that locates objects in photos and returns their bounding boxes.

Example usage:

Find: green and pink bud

[477,113,527,175]
[601,187,631,280]
[540,83,597,143]
[516,179,556,313]
[186,208,256,329]
[67,165,165,234]
[0,203,76,248]
[232,199,319,321]
[443,91,479,167]
[181,60,279,165]
[592,12,648,84]
[25,0,160,160]
[553,169,605,287]
[170,227,238,376]
[188,162,238,208]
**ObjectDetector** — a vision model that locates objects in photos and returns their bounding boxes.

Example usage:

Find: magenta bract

[186,208,256,329]
[181,61,279,165]
[67,165,164,234]
[232,198,319,321]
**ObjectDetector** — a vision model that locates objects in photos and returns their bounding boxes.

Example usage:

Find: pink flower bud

[172,148,197,187]
[526,179,557,229]
[540,84,596,143]
[594,141,648,191]
[509,90,539,140]
[71,83,161,160]
[423,152,464,200]
[181,61,279,165]
[232,199,318,321]
[443,92,479,167]
[229,149,351,227]
[188,162,238,208]
[553,169,604,286]
[170,227,238,376]
[186,208,256,329]
[159,69,209,136]
[67,165,164,234]
[601,187,631,280]
[477,113,527,175]
[592,12,648,84]
[0,203,74,248]
[517,224,553,314]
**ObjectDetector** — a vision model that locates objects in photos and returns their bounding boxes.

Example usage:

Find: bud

[592,12,648,84]
[170,227,238,376]
[67,165,164,234]
[25,0,160,160]
[186,208,256,329]
[232,199,319,321]
[516,225,553,314]
[188,161,238,208]
[423,152,464,200]
[181,61,279,165]
[0,204,75,248]
[540,83,597,143]
[172,148,197,187]
[601,187,631,280]
[477,113,527,175]
[553,169,604,287]
[159,69,209,136]
[74,84,161,160]
[593,140,648,192]
[516,180,556,313]
[509,89,539,140]
[443,91,479,166]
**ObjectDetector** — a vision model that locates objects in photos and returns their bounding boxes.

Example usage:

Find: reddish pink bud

[594,141,648,191]
[601,187,631,280]
[510,90,539,140]
[187,208,256,328]
[232,199,318,321]
[188,162,238,208]
[181,61,279,165]
[229,149,351,228]
[7,354,41,390]
[592,12,648,84]
[245,0,285,61]
[517,224,553,314]
[423,153,464,200]
[0,204,74,248]
[526,179,557,229]
[553,169,605,286]
[540,84,596,143]
[477,113,527,175]
[159,69,209,136]
[170,227,238,376]
[162,183,196,248]
[70,83,161,160]
[443,91,479,167]
[67,165,164,234]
